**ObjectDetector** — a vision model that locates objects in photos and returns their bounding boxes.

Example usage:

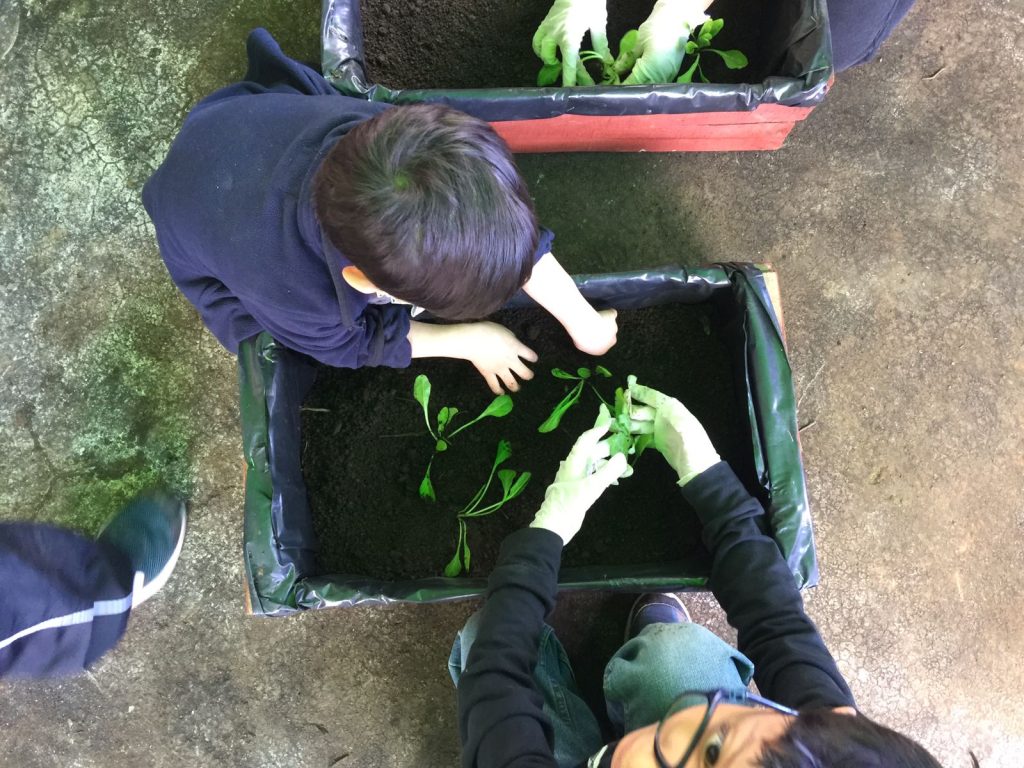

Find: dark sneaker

[97,492,187,608]
[624,593,692,642]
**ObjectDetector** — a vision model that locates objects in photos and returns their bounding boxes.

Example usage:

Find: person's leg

[0,523,134,678]
[0,493,186,679]
[604,601,754,734]
[450,610,604,768]
[827,0,917,72]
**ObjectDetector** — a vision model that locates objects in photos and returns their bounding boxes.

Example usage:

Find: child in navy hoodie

[144,29,616,394]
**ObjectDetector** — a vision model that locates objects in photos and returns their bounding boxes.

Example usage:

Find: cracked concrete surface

[1,0,1022,766]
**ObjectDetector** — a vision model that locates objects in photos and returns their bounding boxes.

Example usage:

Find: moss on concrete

[57,285,202,534]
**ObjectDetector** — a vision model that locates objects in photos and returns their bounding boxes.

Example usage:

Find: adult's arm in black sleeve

[682,462,856,711]
[457,527,563,768]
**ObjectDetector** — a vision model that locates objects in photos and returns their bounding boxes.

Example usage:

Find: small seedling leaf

[551,368,578,380]
[462,540,472,573]
[699,18,724,44]
[495,439,512,466]
[537,62,562,86]
[619,29,638,54]
[443,551,462,577]
[436,439,448,452]
[608,431,632,458]
[594,365,613,378]
[498,468,516,497]
[633,433,654,461]
[677,57,700,83]
[480,395,514,420]
[577,367,591,379]
[437,406,453,432]
[707,48,748,69]
[414,374,431,413]
[685,40,698,55]
[538,383,584,433]
[419,459,436,501]
[509,471,532,497]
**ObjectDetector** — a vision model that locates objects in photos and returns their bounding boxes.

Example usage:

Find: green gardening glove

[627,376,720,487]
[530,407,629,545]
[533,0,612,86]
[621,0,711,84]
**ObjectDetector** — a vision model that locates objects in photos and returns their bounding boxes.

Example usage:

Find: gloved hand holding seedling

[619,0,714,84]
[534,0,613,86]
[413,374,514,501]
[530,409,630,545]
[626,375,720,487]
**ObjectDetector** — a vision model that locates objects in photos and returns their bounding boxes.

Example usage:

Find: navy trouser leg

[0,523,134,679]
[827,0,917,71]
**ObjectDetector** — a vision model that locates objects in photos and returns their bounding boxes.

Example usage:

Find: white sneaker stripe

[0,593,134,652]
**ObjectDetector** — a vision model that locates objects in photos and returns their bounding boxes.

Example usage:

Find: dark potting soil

[357,0,775,90]
[302,303,760,582]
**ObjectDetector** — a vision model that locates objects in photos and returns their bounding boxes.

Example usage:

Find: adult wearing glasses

[449,379,942,767]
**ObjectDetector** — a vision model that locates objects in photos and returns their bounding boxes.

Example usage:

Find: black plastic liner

[239,264,816,615]
[320,0,832,121]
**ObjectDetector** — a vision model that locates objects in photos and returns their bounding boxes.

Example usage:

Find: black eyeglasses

[653,689,800,768]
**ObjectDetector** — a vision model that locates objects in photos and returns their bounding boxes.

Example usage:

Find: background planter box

[320,0,832,152]
[238,264,816,615]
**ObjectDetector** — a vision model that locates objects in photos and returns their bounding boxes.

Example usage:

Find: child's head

[313,104,538,320]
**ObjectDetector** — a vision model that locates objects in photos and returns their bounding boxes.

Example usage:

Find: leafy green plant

[538,365,612,433]
[676,18,748,84]
[444,440,532,577]
[606,379,654,469]
[414,374,514,501]
[538,21,746,86]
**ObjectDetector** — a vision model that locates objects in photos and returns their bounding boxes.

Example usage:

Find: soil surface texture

[302,303,759,582]
[357,0,772,90]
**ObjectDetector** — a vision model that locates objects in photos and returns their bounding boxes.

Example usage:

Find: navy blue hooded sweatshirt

[143,29,552,368]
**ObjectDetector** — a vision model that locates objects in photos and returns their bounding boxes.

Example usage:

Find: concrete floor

[1,0,1022,765]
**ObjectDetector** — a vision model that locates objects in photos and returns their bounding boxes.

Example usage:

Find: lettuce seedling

[676,18,748,84]
[414,374,513,500]
[606,380,653,470]
[538,365,612,433]
[443,440,532,577]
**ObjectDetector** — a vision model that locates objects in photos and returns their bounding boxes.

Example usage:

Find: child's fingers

[499,369,521,393]
[517,343,539,364]
[511,358,534,382]
[483,371,504,395]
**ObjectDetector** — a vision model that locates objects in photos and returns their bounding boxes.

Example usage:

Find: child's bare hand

[465,321,538,394]
[571,308,618,356]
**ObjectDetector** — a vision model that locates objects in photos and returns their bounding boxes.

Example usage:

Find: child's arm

[408,320,538,396]
[522,252,618,355]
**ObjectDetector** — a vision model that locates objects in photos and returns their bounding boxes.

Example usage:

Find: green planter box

[239,264,815,615]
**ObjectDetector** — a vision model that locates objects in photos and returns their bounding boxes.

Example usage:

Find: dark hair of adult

[759,709,945,768]
[313,104,539,320]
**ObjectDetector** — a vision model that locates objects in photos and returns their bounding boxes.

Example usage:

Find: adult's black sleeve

[682,462,856,711]
[457,527,563,768]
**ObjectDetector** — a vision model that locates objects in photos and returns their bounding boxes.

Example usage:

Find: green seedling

[606,382,653,470]
[414,374,514,499]
[538,365,612,433]
[676,18,748,84]
[537,30,634,86]
[443,440,532,577]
